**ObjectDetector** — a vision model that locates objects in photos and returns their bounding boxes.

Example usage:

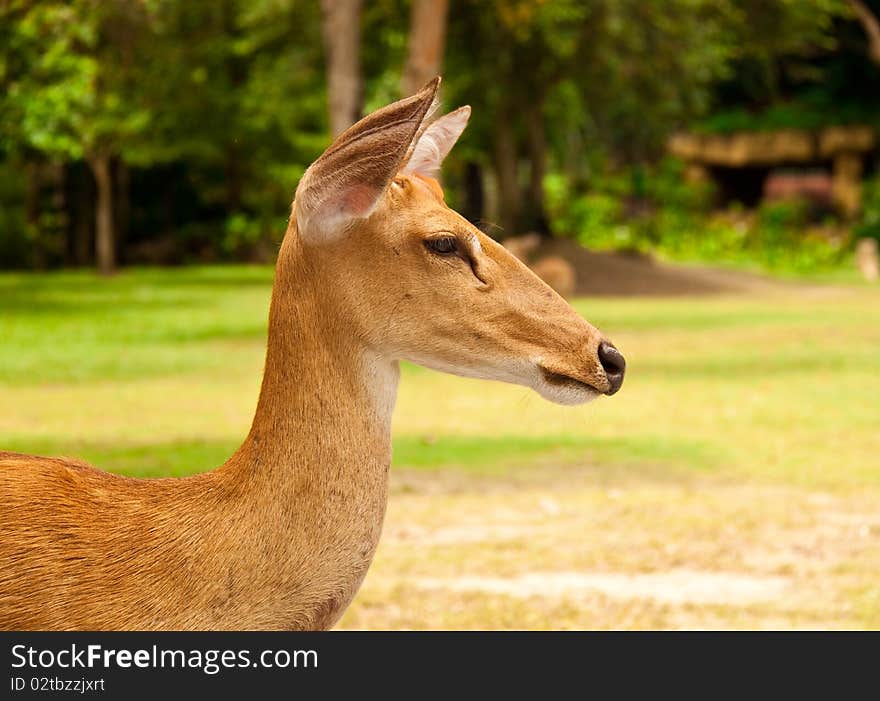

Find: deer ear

[294,77,441,243]
[403,106,471,178]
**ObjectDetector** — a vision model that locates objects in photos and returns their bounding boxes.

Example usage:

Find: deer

[503,233,577,298]
[856,237,879,282]
[0,78,625,631]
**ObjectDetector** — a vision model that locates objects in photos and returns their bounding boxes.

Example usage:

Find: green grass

[0,266,272,384]
[4,265,880,629]
[2,265,879,490]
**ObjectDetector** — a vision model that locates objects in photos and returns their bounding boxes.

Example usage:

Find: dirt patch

[338,474,880,629]
[413,570,790,606]
[535,238,785,296]
[390,523,535,546]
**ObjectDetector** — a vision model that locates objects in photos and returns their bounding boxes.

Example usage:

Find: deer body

[0,78,625,630]
[0,232,397,630]
[503,233,576,298]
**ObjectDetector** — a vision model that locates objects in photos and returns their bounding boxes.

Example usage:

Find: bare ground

[536,239,793,296]
[338,466,880,630]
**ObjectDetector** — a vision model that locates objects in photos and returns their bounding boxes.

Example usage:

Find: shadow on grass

[0,437,238,478]
[1,433,722,482]
[0,265,273,288]
[392,433,722,479]
[0,286,218,320]
[0,266,273,318]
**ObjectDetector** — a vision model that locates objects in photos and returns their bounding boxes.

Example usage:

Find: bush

[751,202,844,271]
[0,161,33,268]
[544,160,849,274]
[855,178,880,244]
[545,173,622,247]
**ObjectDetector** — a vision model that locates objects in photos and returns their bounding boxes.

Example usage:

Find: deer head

[292,77,625,404]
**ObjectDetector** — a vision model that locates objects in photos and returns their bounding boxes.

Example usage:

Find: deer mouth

[540,367,599,392]
[536,366,602,405]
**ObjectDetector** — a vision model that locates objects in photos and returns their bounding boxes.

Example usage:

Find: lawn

[2,266,879,628]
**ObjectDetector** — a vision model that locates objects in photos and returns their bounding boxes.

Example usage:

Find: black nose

[598,341,626,395]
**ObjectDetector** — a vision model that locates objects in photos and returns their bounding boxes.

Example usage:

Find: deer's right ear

[293,78,440,244]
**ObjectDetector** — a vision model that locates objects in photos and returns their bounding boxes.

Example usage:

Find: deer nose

[598,341,626,395]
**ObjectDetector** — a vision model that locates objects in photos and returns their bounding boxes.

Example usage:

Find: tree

[0,0,867,270]
[402,0,449,97]
[848,0,880,65]
[446,0,610,236]
[442,0,852,238]
[1,0,154,274]
[320,0,363,136]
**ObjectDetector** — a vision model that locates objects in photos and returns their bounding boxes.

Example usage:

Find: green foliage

[855,178,880,243]
[696,98,880,134]
[446,0,751,166]
[0,0,872,270]
[546,157,850,273]
[748,202,843,271]
[0,161,31,267]
[679,207,846,274]
[545,173,621,247]
[0,0,329,267]
[1,1,155,161]
[221,212,283,259]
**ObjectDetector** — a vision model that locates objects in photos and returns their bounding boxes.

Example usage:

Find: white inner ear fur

[404,106,471,178]
[294,178,381,244]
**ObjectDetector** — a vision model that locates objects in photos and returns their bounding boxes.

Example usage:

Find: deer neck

[219,232,399,628]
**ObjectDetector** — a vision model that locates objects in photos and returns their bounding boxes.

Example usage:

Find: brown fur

[503,234,577,298]
[502,233,542,262]
[531,256,576,299]
[0,79,618,630]
[856,237,879,282]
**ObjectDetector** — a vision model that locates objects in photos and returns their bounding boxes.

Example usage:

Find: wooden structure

[668,126,876,216]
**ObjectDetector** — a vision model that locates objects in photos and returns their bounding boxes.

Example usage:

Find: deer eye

[424,236,458,255]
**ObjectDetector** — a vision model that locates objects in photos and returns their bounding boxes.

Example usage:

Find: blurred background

[1,0,879,628]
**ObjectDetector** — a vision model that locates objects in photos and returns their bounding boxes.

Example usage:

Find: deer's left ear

[403,105,471,178]
[294,77,440,244]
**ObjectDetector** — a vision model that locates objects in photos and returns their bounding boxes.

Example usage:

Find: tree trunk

[88,152,116,275]
[320,0,364,137]
[523,101,550,235]
[494,117,521,237]
[402,0,449,96]
[849,0,880,66]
